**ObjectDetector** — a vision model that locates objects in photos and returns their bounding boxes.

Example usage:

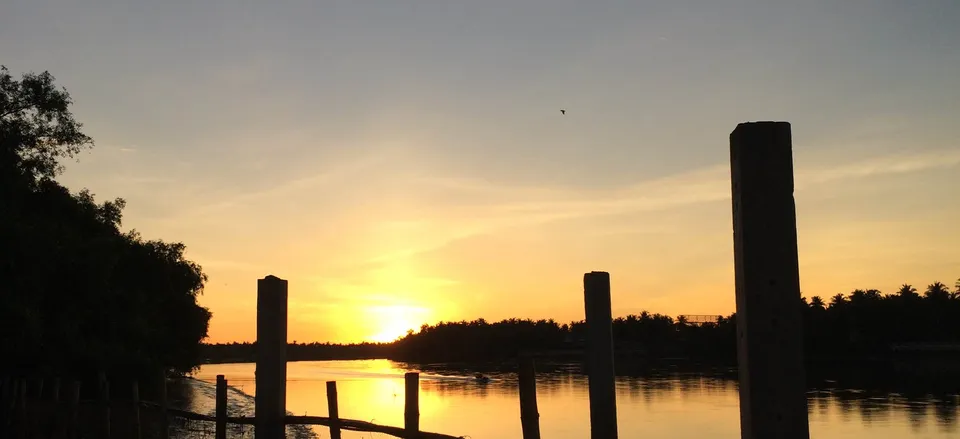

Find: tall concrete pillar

[583,271,618,439]
[255,275,288,439]
[729,122,809,439]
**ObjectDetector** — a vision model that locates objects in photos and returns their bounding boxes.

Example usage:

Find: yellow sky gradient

[181,145,960,344]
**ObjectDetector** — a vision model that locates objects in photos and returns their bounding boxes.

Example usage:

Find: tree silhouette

[1,66,210,378]
[924,282,951,301]
[202,277,960,366]
[809,296,826,310]
[829,293,847,309]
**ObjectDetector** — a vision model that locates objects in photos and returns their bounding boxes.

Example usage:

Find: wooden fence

[2,365,549,438]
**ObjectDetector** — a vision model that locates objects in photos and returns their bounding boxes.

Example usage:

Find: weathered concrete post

[730,121,810,439]
[256,275,288,439]
[583,271,618,439]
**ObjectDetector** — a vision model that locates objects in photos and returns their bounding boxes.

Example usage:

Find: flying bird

[560,109,566,115]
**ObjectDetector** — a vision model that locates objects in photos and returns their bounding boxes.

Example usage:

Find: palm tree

[924,282,951,301]
[829,293,847,308]
[809,296,826,310]
[863,289,883,301]
[896,284,920,299]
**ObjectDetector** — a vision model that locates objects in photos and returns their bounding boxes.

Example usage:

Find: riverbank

[167,376,317,439]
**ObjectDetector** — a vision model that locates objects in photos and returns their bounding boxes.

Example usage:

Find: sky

[2,0,959,343]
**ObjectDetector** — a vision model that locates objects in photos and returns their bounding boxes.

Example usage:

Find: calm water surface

[189,360,959,439]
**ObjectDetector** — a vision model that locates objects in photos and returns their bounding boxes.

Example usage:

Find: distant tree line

[203,280,960,365]
[200,342,392,364]
[1,66,211,379]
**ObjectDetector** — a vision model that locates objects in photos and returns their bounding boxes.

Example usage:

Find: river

[183,359,959,438]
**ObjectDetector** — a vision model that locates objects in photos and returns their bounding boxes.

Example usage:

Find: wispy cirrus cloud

[350,148,960,267]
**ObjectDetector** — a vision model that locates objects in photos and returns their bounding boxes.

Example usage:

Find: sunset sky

[3,1,958,343]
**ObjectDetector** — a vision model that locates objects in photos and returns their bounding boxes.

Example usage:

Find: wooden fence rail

[0,370,476,439]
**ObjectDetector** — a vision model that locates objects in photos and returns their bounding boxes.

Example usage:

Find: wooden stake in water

[52,378,60,403]
[216,375,227,439]
[16,379,26,439]
[0,376,10,427]
[68,381,81,439]
[132,381,142,439]
[30,378,44,437]
[326,381,341,439]
[518,356,541,439]
[404,372,420,434]
[98,373,110,439]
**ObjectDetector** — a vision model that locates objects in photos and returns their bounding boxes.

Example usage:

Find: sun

[366,304,428,343]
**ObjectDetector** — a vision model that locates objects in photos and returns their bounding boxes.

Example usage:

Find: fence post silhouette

[159,370,169,439]
[1,377,9,427]
[51,378,61,439]
[255,275,288,439]
[326,381,341,439]
[518,355,541,439]
[216,375,227,439]
[68,381,80,439]
[16,379,26,439]
[98,373,110,439]
[132,381,142,439]
[52,378,60,404]
[583,271,618,439]
[2,378,15,430]
[404,372,420,435]
[31,378,43,434]
[729,121,810,439]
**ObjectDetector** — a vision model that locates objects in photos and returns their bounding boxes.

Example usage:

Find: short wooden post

[0,377,9,428]
[159,370,169,439]
[52,378,60,404]
[68,381,80,439]
[404,372,420,435]
[326,381,341,439]
[583,271,618,439]
[7,378,18,429]
[255,275,288,439]
[16,379,26,439]
[132,381,142,439]
[518,356,541,439]
[98,374,110,439]
[50,378,61,439]
[730,121,810,439]
[31,378,44,436]
[33,378,43,400]
[216,375,227,439]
